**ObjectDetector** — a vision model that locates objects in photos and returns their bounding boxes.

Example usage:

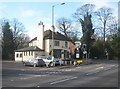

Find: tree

[11,18,30,49]
[56,17,79,42]
[2,22,14,60]
[107,17,118,36]
[0,18,30,60]
[16,33,30,49]
[95,7,113,49]
[73,4,95,57]
[111,27,120,59]
[73,4,95,22]
[56,17,72,37]
[80,12,95,54]
[90,39,104,59]
[67,31,79,42]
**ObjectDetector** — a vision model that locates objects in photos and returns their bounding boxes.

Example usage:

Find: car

[36,56,54,67]
[23,58,45,67]
[54,58,60,66]
[59,59,64,66]
[54,58,64,66]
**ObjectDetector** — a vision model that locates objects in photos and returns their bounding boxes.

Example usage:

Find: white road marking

[19,74,47,80]
[50,77,77,85]
[21,69,26,71]
[20,78,28,80]
[37,86,40,87]
[86,71,100,75]
[76,67,81,69]
[96,67,104,70]
[60,69,76,72]
[104,68,112,71]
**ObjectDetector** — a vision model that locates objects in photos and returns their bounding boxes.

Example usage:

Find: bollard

[65,61,67,65]
[70,60,72,65]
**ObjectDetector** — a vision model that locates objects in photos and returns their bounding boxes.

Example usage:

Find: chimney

[37,21,44,50]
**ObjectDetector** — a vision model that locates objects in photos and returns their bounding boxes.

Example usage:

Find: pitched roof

[15,46,44,52]
[29,30,72,42]
[44,30,72,41]
[29,37,37,43]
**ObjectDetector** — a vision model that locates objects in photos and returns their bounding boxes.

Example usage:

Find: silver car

[54,58,64,66]
[23,58,45,67]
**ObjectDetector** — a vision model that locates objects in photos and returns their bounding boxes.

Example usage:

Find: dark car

[54,58,64,66]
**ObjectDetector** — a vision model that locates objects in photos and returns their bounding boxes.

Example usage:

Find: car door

[38,59,45,66]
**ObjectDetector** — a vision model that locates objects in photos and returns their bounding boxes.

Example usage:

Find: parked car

[54,58,60,66]
[23,58,45,67]
[36,56,54,67]
[54,58,64,66]
[59,59,64,66]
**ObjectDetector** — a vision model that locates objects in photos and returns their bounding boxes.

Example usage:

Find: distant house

[15,22,74,62]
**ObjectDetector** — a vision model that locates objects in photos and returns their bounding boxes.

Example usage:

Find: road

[2,60,118,88]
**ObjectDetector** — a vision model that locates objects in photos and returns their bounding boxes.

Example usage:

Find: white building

[15,22,73,62]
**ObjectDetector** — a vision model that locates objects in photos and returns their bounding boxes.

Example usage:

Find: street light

[51,3,65,61]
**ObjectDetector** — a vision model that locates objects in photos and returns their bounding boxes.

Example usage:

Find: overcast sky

[0,0,119,39]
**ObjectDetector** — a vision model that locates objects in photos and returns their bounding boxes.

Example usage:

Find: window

[65,41,68,48]
[16,53,22,58]
[16,54,19,58]
[54,41,59,46]
[20,54,22,57]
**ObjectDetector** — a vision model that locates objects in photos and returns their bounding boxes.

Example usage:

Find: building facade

[15,22,73,62]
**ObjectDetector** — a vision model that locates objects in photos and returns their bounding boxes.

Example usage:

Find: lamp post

[51,3,65,61]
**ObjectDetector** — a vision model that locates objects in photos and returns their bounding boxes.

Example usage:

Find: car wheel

[49,62,54,67]
[23,63,26,66]
[33,64,36,67]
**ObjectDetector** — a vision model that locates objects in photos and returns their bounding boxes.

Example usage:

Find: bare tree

[73,4,95,22]
[11,18,25,38]
[11,18,30,49]
[107,17,118,35]
[95,7,113,47]
[16,33,30,49]
[67,30,79,42]
[56,17,73,37]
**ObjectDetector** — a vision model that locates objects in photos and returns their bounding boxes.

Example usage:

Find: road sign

[83,51,87,54]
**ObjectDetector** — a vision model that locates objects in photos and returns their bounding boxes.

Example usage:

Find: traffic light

[82,44,86,51]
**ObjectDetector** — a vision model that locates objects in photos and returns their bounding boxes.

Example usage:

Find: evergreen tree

[2,22,14,60]
[80,12,94,55]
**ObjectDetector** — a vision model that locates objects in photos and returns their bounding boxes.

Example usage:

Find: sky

[0,0,119,39]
